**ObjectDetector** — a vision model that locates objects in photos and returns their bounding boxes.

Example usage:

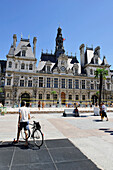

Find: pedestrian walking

[101,102,108,121]
[38,101,41,110]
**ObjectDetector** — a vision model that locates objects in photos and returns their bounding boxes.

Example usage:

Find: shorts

[19,122,29,131]
[102,111,107,118]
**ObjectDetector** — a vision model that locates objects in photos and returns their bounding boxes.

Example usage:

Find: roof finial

[28,34,30,40]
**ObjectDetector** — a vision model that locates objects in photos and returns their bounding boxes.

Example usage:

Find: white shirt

[102,104,106,112]
[19,106,30,122]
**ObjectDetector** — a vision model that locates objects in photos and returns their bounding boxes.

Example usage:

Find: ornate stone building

[4,27,113,107]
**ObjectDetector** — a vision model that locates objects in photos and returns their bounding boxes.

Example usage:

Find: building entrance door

[61,92,65,105]
[21,93,30,107]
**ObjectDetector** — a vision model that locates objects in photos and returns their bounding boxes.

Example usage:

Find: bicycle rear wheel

[21,128,30,140]
[33,129,43,147]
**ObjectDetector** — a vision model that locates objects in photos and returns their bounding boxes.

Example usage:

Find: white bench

[63,108,79,117]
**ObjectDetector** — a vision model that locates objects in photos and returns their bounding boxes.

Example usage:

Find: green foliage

[0,88,3,93]
[94,68,108,79]
[51,91,56,95]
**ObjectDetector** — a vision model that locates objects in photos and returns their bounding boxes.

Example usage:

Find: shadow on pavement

[0,139,101,170]
[99,128,113,136]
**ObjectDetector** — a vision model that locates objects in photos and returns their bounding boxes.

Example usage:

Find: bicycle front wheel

[33,129,43,147]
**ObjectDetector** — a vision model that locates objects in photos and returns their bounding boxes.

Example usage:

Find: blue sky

[1,0,113,69]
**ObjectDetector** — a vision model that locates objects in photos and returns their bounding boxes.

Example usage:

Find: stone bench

[63,108,79,117]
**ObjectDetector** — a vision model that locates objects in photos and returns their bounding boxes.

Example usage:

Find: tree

[95,68,108,106]
[51,91,56,105]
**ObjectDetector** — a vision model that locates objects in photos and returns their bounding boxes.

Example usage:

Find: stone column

[33,37,37,57]
[13,34,17,48]
[79,44,85,67]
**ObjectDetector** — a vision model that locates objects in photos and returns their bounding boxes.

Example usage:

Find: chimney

[95,46,100,58]
[79,44,85,67]
[33,37,37,57]
[13,34,17,48]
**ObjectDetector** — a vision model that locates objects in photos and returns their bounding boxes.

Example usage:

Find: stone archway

[21,93,30,107]
[92,95,98,105]
[61,92,66,105]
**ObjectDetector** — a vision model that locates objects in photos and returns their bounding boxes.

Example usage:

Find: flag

[63,38,65,41]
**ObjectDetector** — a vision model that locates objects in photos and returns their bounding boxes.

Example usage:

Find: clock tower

[55,27,65,58]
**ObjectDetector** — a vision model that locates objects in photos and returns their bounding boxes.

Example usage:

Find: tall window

[47,78,50,88]
[54,94,57,100]
[39,77,43,87]
[91,84,94,89]
[20,80,24,87]
[97,84,99,90]
[22,50,26,56]
[7,79,11,85]
[107,84,110,90]
[54,78,58,88]
[90,69,93,75]
[95,59,98,64]
[39,94,42,99]
[46,94,50,100]
[29,64,33,70]
[15,63,18,69]
[82,95,85,100]
[75,68,78,74]
[28,80,32,87]
[69,95,72,100]
[75,95,79,100]
[47,66,50,72]
[62,79,65,88]
[82,80,85,89]
[75,80,79,89]
[69,79,72,89]
[21,63,25,69]
[8,61,12,68]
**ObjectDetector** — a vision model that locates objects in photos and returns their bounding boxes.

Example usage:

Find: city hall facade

[4,27,113,107]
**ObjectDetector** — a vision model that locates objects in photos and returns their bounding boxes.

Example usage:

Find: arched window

[29,64,33,70]
[75,68,78,74]
[8,61,12,68]
[15,63,18,69]
[95,58,98,64]
[22,50,26,56]
[90,69,93,75]
[21,63,25,69]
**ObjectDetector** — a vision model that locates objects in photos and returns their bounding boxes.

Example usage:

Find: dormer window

[47,66,50,72]
[8,61,12,68]
[95,58,98,64]
[29,64,33,70]
[75,68,78,74]
[22,50,26,56]
[90,69,93,75]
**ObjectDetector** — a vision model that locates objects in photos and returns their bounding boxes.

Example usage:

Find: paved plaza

[0,111,113,170]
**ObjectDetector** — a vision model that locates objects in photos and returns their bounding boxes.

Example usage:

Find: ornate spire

[55,27,65,57]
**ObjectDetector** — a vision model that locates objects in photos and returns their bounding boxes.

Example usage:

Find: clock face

[61,66,66,71]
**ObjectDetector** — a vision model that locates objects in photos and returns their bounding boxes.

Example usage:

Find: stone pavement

[0,111,113,170]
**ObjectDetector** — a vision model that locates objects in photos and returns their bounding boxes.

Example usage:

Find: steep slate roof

[70,56,79,64]
[14,39,34,58]
[101,56,109,65]
[41,53,56,63]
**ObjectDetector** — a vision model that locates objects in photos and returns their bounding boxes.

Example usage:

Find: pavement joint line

[9,147,16,170]
[44,142,58,170]
[53,159,89,163]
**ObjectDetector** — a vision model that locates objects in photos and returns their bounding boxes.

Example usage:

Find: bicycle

[21,121,44,148]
